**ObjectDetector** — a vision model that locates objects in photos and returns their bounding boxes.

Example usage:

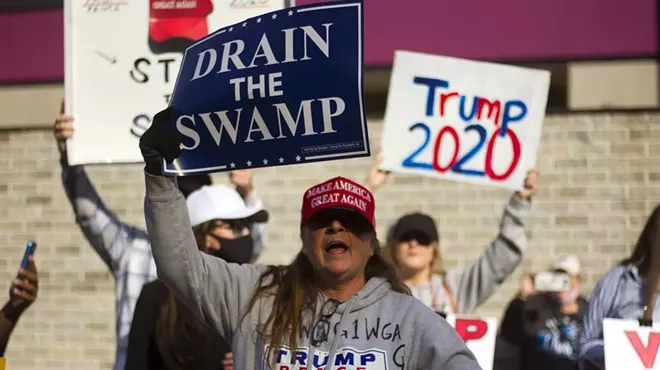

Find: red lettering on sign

[279,366,290,370]
[455,318,488,342]
[626,331,660,368]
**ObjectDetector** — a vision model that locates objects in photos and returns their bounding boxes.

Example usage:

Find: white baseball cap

[186,185,269,227]
[550,254,581,276]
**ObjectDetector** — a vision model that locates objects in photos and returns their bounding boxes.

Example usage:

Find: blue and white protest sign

[163,0,368,175]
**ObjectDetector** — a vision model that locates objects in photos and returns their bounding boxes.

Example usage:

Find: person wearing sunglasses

[137,107,482,370]
[365,152,539,316]
[125,184,268,370]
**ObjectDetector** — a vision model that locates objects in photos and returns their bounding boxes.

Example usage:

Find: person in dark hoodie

[125,184,269,370]
[494,254,588,370]
[137,107,482,370]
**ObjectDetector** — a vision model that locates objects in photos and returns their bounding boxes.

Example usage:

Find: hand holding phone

[533,271,570,292]
[9,241,37,299]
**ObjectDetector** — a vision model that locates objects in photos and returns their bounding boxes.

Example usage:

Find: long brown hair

[155,220,216,369]
[243,233,409,366]
[621,204,660,321]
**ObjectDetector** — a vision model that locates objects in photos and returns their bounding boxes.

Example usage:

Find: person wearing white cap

[125,184,269,370]
[494,254,588,370]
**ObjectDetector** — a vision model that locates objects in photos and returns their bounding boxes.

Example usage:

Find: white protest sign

[604,318,660,369]
[380,50,550,191]
[64,0,292,165]
[445,314,497,370]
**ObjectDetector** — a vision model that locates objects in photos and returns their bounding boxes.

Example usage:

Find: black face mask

[206,234,254,265]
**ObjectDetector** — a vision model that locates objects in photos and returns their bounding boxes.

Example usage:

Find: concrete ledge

[568,60,659,110]
[0,84,63,130]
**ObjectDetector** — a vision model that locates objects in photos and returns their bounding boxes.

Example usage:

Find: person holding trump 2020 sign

[364,150,539,316]
[138,107,483,370]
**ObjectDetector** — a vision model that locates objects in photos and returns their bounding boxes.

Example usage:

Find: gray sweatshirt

[143,173,483,370]
[407,196,530,314]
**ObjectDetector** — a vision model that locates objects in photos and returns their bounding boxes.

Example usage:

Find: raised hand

[516,169,540,201]
[9,256,38,311]
[138,107,182,176]
[229,170,254,199]
[54,115,75,156]
[364,147,390,192]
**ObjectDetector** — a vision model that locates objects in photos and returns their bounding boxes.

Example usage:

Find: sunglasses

[212,219,251,236]
[397,230,433,246]
[307,209,372,235]
[311,299,341,347]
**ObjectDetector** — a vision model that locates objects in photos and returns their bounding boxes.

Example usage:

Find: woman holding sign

[365,153,538,315]
[578,204,660,370]
[137,108,482,370]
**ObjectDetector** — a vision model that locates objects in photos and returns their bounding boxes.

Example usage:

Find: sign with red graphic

[445,314,497,370]
[604,318,660,369]
[64,0,292,165]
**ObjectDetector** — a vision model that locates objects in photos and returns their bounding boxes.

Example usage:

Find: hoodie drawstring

[324,296,357,369]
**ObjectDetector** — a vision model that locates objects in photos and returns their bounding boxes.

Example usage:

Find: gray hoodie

[143,173,482,370]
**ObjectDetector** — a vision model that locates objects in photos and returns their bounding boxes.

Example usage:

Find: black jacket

[493,292,589,370]
[125,280,231,370]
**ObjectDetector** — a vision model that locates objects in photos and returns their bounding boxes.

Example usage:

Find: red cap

[149,0,213,43]
[301,176,376,229]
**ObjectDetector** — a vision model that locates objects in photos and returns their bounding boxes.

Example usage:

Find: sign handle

[639,305,653,327]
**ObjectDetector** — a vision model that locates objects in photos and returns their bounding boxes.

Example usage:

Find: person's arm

[413,309,482,369]
[0,303,23,356]
[0,257,38,356]
[144,172,265,340]
[125,282,162,370]
[244,190,268,259]
[446,193,531,314]
[229,170,268,260]
[56,113,144,274]
[578,269,622,370]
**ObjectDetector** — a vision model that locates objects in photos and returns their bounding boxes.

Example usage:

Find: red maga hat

[301,176,376,229]
[149,0,213,43]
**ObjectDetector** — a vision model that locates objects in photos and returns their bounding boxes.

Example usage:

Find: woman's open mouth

[324,240,349,255]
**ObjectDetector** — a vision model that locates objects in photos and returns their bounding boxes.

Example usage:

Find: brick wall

[0,113,658,369]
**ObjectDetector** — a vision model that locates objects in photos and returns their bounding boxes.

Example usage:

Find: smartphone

[534,271,570,292]
[9,241,37,297]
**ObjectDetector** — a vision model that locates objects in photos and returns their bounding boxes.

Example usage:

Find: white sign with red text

[380,50,550,191]
[604,318,660,369]
[64,0,293,165]
[445,314,497,370]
